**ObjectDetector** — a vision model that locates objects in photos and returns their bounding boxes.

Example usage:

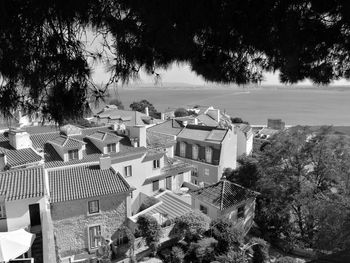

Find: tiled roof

[197,114,219,127]
[25,125,60,135]
[148,120,183,136]
[48,135,86,148]
[44,143,101,168]
[237,123,252,134]
[145,191,191,221]
[146,131,176,149]
[142,150,165,163]
[49,165,131,203]
[259,127,279,136]
[0,137,42,168]
[177,126,227,144]
[190,179,259,210]
[95,108,149,126]
[87,131,122,142]
[0,167,44,201]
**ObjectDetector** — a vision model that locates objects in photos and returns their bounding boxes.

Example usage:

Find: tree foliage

[129,99,160,119]
[109,98,124,110]
[173,210,210,242]
[136,214,162,254]
[174,108,189,117]
[231,126,350,251]
[2,1,350,122]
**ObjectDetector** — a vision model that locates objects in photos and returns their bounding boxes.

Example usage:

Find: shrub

[174,108,189,117]
[136,214,162,255]
[187,238,218,263]
[170,246,185,263]
[172,210,210,242]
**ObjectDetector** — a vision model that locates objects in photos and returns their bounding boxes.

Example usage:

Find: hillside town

[2,100,348,263]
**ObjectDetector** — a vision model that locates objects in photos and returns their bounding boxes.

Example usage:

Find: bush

[136,214,162,255]
[138,196,159,212]
[187,238,217,263]
[170,246,185,263]
[172,210,210,242]
[174,108,189,117]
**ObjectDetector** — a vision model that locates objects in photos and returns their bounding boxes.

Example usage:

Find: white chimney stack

[145,107,149,116]
[99,154,111,170]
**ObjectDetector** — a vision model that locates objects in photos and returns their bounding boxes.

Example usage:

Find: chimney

[145,107,149,116]
[161,113,165,121]
[194,118,198,125]
[0,153,7,171]
[99,154,111,170]
[128,125,147,147]
[8,129,32,150]
[182,120,188,127]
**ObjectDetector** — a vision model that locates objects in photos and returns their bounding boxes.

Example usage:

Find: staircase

[31,232,43,263]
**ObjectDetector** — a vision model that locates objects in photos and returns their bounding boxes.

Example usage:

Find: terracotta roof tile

[0,167,44,201]
[146,131,176,149]
[148,120,183,136]
[48,135,86,148]
[87,131,122,142]
[48,165,131,203]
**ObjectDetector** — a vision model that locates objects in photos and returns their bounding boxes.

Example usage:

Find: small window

[153,180,159,192]
[0,204,6,219]
[200,204,208,215]
[153,159,160,169]
[205,147,212,163]
[191,165,198,176]
[68,149,79,160]
[180,142,186,157]
[237,205,245,219]
[204,168,209,176]
[107,143,116,153]
[124,165,132,177]
[89,225,101,249]
[88,200,100,214]
[192,144,198,160]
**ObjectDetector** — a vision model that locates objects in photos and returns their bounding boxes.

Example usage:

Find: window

[192,144,198,160]
[153,180,159,192]
[237,205,245,219]
[68,149,79,160]
[180,142,186,157]
[191,165,198,177]
[204,168,209,176]
[124,165,132,177]
[89,225,101,249]
[200,205,208,215]
[153,159,160,169]
[88,200,99,214]
[0,204,6,219]
[107,143,116,153]
[205,147,212,163]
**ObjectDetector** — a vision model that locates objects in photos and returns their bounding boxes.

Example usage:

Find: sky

[91,61,350,86]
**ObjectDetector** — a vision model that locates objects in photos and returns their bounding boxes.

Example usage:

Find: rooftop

[48,165,131,203]
[86,131,122,142]
[48,135,86,148]
[148,120,183,136]
[146,131,176,149]
[0,135,42,168]
[0,167,44,201]
[177,126,227,143]
[190,179,259,210]
[144,191,192,221]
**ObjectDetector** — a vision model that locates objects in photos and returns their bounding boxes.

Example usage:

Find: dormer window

[180,142,186,157]
[205,147,212,163]
[68,149,79,161]
[153,159,160,169]
[107,143,116,153]
[192,144,199,160]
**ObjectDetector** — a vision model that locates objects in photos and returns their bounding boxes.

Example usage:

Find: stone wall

[51,193,128,258]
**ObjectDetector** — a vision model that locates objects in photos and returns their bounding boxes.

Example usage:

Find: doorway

[29,204,41,226]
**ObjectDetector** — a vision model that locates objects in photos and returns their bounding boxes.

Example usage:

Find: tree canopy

[2,1,350,122]
[228,126,350,251]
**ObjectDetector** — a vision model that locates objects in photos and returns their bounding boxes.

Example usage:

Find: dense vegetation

[2,1,350,122]
[227,126,350,252]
